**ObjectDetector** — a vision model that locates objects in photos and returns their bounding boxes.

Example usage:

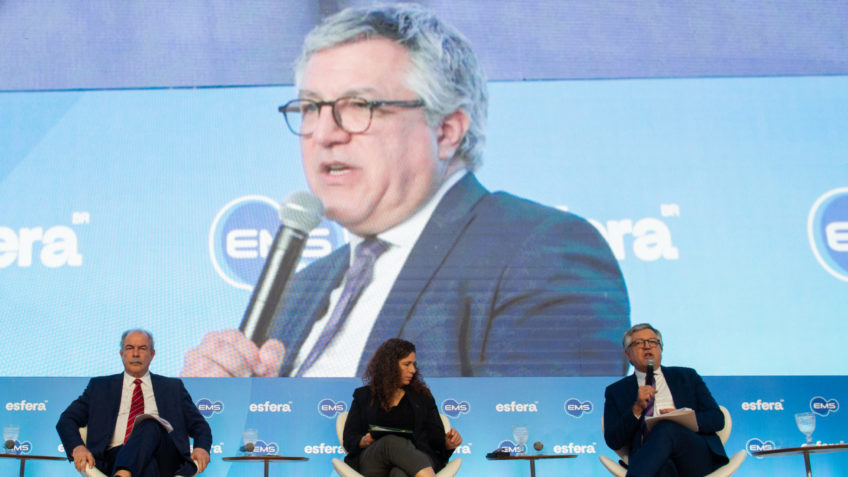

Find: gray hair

[121,329,155,351]
[294,3,488,170]
[622,323,663,349]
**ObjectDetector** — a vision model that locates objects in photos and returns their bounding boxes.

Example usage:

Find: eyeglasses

[278,96,425,136]
[628,338,661,349]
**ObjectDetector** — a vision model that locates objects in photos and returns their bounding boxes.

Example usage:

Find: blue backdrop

[1,377,846,476]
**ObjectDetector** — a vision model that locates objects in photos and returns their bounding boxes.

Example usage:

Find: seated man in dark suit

[57,329,211,477]
[603,323,728,477]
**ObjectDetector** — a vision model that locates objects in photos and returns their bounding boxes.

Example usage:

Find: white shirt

[634,367,675,417]
[292,170,468,377]
[109,372,159,449]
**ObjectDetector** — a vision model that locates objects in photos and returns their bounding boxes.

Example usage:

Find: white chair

[77,427,200,477]
[599,406,746,477]
[331,411,462,477]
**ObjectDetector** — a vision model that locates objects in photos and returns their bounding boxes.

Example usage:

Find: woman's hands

[359,432,375,448]
[445,428,462,450]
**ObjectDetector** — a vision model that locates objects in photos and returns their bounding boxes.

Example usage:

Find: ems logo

[441,399,470,418]
[6,440,32,455]
[252,440,279,456]
[318,399,347,418]
[564,398,593,418]
[810,396,839,417]
[807,187,848,282]
[497,439,524,455]
[209,195,345,289]
[195,398,224,418]
[745,438,775,455]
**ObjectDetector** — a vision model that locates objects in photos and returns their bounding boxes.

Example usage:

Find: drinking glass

[242,428,258,456]
[512,425,529,455]
[795,412,816,445]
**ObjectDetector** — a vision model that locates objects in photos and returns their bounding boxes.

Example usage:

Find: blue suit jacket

[603,366,727,460]
[56,373,212,465]
[269,173,630,376]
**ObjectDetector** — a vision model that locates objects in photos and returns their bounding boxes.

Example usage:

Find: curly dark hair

[363,338,431,411]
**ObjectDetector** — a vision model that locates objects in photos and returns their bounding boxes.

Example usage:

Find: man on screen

[182,4,629,377]
[603,323,728,476]
[57,329,211,477]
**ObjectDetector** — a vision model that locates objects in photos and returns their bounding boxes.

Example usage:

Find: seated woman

[343,338,462,477]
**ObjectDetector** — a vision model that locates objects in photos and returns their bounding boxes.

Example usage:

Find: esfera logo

[248,401,292,413]
[563,203,682,262]
[495,401,539,413]
[563,398,593,418]
[441,399,470,418]
[808,187,848,282]
[195,398,224,417]
[5,400,47,411]
[810,396,839,417]
[304,443,346,455]
[317,399,346,418]
[209,195,345,289]
[741,399,785,411]
[553,442,597,454]
[0,225,83,268]
[746,438,775,455]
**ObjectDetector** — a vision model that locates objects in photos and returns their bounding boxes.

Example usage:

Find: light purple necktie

[295,237,389,377]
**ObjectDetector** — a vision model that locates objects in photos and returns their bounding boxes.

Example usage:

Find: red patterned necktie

[124,378,144,443]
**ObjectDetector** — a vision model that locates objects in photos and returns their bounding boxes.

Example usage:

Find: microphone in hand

[240,191,324,346]
[645,358,656,387]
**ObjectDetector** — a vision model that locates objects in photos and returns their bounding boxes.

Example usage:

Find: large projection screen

[1,0,846,378]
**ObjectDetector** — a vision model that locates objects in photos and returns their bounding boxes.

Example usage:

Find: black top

[343,385,453,471]
[375,394,414,431]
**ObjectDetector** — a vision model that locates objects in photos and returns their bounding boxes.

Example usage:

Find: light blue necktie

[295,237,389,376]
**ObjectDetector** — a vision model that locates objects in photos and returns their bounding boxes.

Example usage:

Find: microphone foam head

[244,442,255,452]
[533,441,543,451]
[279,191,324,232]
[4,439,14,450]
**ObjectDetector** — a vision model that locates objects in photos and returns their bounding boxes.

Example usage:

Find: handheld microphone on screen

[646,358,656,387]
[239,191,324,346]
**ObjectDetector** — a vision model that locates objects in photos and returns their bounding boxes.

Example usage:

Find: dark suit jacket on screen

[56,373,212,469]
[603,366,728,461]
[269,173,630,376]
[343,385,453,472]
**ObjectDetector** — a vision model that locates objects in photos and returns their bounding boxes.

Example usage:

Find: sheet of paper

[133,413,174,433]
[645,407,697,432]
